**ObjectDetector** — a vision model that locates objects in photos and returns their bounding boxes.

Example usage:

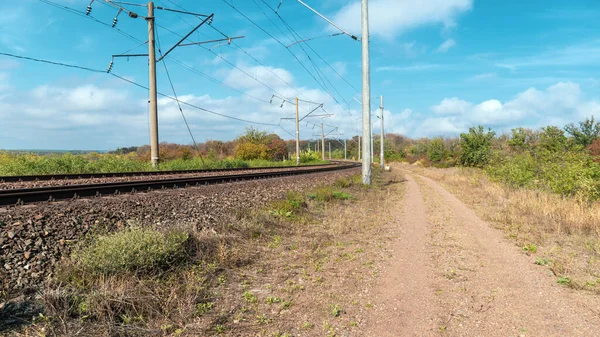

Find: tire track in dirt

[414,172,600,336]
[361,173,441,336]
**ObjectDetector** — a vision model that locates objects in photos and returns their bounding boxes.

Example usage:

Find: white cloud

[436,39,456,53]
[330,0,472,38]
[417,81,599,136]
[431,97,472,116]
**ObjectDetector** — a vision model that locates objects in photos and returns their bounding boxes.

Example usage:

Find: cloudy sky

[1,0,600,150]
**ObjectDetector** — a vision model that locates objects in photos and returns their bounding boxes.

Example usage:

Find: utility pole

[321,123,325,161]
[369,121,375,164]
[344,139,347,160]
[148,2,159,168]
[295,97,300,165]
[328,142,331,160]
[358,135,361,160]
[361,0,372,185]
[380,95,385,169]
[104,1,214,168]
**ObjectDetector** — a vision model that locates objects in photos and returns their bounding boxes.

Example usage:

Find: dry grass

[402,163,600,291]
[11,169,404,336]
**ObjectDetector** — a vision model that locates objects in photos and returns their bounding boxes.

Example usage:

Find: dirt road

[361,170,600,336]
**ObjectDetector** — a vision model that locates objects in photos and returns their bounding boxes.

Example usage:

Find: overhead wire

[0,52,279,127]
[155,25,206,164]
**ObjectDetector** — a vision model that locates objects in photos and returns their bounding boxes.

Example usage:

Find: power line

[154,1,317,109]
[0,52,279,127]
[37,0,142,44]
[155,25,206,164]
[0,52,105,73]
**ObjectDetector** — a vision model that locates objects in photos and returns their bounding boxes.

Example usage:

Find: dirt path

[361,170,600,336]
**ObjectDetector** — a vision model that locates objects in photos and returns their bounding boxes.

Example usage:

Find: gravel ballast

[0,168,359,300]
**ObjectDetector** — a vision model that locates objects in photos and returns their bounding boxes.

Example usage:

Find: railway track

[0,163,334,183]
[0,162,360,206]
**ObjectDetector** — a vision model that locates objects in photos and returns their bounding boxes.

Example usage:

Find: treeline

[403,117,600,201]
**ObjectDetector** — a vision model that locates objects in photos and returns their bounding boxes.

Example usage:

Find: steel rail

[0,163,336,183]
[0,162,360,206]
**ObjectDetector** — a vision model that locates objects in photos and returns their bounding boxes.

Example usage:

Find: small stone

[4,263,11,270]
[24,252,31,260]
[7,231,15,239]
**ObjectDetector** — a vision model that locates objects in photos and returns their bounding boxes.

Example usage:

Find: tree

[539,126,568,153]
[565,116,600,148]
[427,138,446,163]
[459,126,496,167]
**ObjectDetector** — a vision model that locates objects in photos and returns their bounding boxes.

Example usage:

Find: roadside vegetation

[0,127,328,176]
[397,116,600,294]
[13,168,403,336]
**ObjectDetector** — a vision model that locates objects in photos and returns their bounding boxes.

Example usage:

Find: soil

[360,167,600,336]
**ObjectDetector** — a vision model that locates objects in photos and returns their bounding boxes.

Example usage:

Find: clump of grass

[307,186,353,202]
[71,227,189,275]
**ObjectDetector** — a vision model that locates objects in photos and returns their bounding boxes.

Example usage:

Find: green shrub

[427,138,446,163]
[459,126,495,167]
[486,152,536,188]
[72,227,189,275]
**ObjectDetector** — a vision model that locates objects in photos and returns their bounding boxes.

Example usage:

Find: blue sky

[1,0,600,150]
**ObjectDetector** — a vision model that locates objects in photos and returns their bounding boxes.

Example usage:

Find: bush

[459,126,495,167]
[300,150,322,163]
[72,227,189,275]
[486,152,536,188]
[427,138,446,163]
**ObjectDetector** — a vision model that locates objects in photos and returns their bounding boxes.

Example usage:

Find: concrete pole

[369,119,375,164]
[361,0,372,184]
[358,135,361,160]
[344,139,347,160]
[321,123,325,161]
[380,95,385,169]
[328,142,331,160]
[148,2,159,168]
[295,98,300,165]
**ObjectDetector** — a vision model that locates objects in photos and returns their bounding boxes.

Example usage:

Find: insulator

[269,95,274,104]
[85,5,92,15]
[112,17,118,27]
[128,12,138,19]
[107,61,114,73]
[280,101,285,108]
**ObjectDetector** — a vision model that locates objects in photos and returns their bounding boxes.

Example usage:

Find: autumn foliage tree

[234,127,287,161]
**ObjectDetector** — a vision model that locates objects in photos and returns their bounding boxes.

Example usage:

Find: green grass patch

[71,227,189,275]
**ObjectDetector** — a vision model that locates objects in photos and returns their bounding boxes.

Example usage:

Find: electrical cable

[155,25,206,165]
[0,52,279,127]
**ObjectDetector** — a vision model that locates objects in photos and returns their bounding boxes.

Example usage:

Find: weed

[522,243,538,254]
[194,302,213,317]
[332,191,353,200]
[215,324,226,334]
[301,322,314,329]
[269,235,282,248]
[242,291,257,303]
[557,277,571,285]
[71,227,189,275]
[266,296,282,304]
[334,177,352,188]
[256,314,270,324]
[329,303,343,317]
[535,257,549,266]
[349,321,358,327]
[280,300,292,309]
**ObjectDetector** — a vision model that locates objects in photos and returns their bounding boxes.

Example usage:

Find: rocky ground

[0,168,359,301]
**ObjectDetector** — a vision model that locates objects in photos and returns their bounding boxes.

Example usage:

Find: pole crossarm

[299,104,324,121]
[295,0,359,41]
[156,14,214,62]
[179,36,245,47]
